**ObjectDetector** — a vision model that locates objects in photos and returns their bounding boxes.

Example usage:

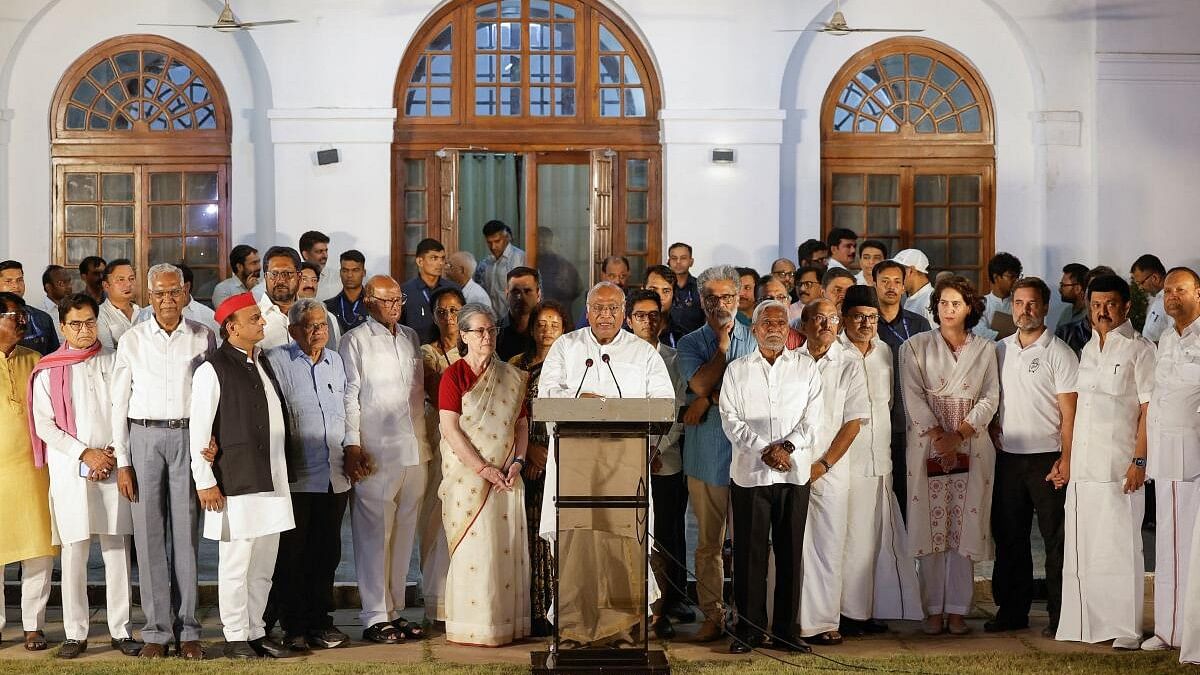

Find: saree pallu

[439,358,531,646]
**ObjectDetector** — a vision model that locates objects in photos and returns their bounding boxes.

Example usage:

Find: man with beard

[497,267,541,361]
[300,230,342,302]
[825,228,858,272]
[213,245,261,310]
[797,239,830,270]
[1057,264,1089,328]
[736,267,760,326]
[788,266,824,325]
[667,243,704,339]
[474,220,526,318]
[988,278,1078,638]
[257,247,341,350]
[0,260,60,355]
[96,259,139,351]
[770,259,798,301]
[1131,254,1169,343]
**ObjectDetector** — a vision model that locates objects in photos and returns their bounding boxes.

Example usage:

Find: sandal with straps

[24,630,48,651]
[391,618,426,639]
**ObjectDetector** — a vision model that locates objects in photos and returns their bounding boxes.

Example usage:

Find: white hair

[456,302,497,335]
[288,298,326,326]
[451,250,478,269]
[586,281,624,305]
[146,263,181,290]
[752,299,788,324]
[696,265,740,292]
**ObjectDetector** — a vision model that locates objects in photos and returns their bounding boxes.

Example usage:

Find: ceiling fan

[138,1,297,32]
[779,0,924,36]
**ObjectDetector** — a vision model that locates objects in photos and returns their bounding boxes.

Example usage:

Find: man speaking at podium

[537,281,675,646]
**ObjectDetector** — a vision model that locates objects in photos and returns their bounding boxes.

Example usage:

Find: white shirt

[1148,317,1200,481]
[338,317,429,466]
[1071,320,1156,482]
[839,335,893,476]
[316,264,342,303]
[801,340,871,454]
[32,350,132,544]
[1143,291,1169,342]
[982,292,1012,339]
[211,275,248,310]
[904,284,935,327]
[41,296,64,340]
[134,298,220,338]
[188,350,295,541]
[653,342,685,476]
[257,292,341,351]
[827,258,848,270]
[462,278,492,308]
[476,243,527,317]
[854,270,867,285]
[97,299,140,351]
[997,327,1079,454]
[720,347,823,488]
[109,318,216,467]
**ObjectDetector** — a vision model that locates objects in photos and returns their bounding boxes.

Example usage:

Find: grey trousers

[129,424,201,644]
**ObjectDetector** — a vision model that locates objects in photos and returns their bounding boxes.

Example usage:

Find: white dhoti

[1151,479,1200,647]
[0,556,53,632]
[61,536,132,640]
[1180,492,1200,663]
[842,475,922,621]
[799,466,849,636]
[353,462,427,627]
[1057,481,1145,644]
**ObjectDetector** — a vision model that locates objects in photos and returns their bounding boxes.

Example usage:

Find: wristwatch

[780,440,795,455]
[1131,457,1147,468]
[818,457,832,471]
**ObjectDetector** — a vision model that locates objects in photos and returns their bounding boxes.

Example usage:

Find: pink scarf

[25,342,101,468]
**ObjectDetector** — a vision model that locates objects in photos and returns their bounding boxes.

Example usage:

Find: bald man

[445,251,491,308]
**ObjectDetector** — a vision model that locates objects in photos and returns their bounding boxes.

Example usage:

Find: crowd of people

[0,222,1198,664]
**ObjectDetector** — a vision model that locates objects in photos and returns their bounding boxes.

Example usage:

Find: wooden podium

[530,397,675,674]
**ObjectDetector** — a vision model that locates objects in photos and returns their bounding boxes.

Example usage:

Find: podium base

[530,648,670,673]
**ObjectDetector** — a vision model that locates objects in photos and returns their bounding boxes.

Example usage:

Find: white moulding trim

[267,108,397,144]
[659,108,786,146]
[1030,110,1082,147]
[1096,52,1200,83]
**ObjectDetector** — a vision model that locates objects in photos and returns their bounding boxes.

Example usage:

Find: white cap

[892,249,930,275]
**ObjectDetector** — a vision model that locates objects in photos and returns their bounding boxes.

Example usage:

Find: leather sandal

[391,618,425,639]
[24,630,48,651]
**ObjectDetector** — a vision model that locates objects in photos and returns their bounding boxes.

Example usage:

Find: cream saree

[439,358,531,646]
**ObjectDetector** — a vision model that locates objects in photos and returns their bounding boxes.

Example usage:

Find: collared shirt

[474,243,526,317]
[1148,317,1200,480]
[720,347,823,488]
[827,258,848,270]
[1055,315,1091,357]
[97,299,140,351]
[21,305,60,356]
[1143,290,1169,342]
[316,265,342,303]
[839,334,894,476]
[266,342,351,493]
[800,340,871,452]
[654,342,686,476]
[110,318,216,467]
[338,316,429,465]
[677,320,758,486]
[211,275,248,311]
[257,292,342,351]
[877,307,930,434]
[997,327,1079,454]
[400,275,458,345]
[134,298,220,338]
[461,278,491,308]
[40,296,64,341]
[904,284,935,327]
[537,326,674,400]
[982,292,1013,340]
[668,275,705,341]
[1072,320,1156,483]
[325,291,369,334]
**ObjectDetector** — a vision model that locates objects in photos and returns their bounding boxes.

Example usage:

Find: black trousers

[891,432,907,523]
[270,489,349,635]
[990,451,1065,624]
[730,482,809,642]
[650,472,689,608]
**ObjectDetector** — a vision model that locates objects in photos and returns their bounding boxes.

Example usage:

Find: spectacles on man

[797,280,820,290]
[772,270,795,279]
[0,311,28,325]
[588,304,623,316]
[299,322,329,334]
[64,319,98,332]
[266,270,298,280]
[764,294,790,304]
[371,295,406,308]
[150,288,186,301]
[629,310,659,322]
[702,293,738,306]
[849,313,879,325]
[810,314,841,325]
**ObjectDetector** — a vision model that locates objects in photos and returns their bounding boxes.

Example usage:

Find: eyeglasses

[1059,282,1080,288]
[629,311,659,322]
[371,295,406,307]
[0,311,28,325]
[299,322,329,333]
[462,326,499,338]
[64,319,98,332]
[771,270,795,279]
[764,294,791,304]
[797,280,820,289]
[435,306,461,318]
[588,304,623,316]
[266,270,298,280]
[150,288,185,300]
[849,313,879,325]
[810,314,841,325]
[702,293,738,306]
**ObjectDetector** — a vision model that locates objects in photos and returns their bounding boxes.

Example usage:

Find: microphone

[601,353,624,398]
[573,358,594,398]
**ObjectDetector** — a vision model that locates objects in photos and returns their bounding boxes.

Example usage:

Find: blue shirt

[668,276,705,342]
[265,342,349,493]
[400,276,458,344]
[676,321,757,486]
[325,291,369,334]
[22,306,60,356]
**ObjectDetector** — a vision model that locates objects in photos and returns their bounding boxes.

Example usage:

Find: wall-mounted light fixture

[711,148,736,165]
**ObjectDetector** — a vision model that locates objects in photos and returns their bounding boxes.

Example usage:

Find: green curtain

[458,152,524,261]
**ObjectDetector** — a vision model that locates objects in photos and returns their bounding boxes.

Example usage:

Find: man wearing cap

[894,250,935,326]
[190,292,296,659]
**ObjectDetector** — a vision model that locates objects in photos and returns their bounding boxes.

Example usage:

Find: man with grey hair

[110,262,216,659]
[719,299,823,653]
[677,264,758,641]
[264,298,353,651]
[445,250,491,308]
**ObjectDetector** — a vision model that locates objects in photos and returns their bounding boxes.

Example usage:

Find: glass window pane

[186,204,219,233]
[101,173,133,202]
[430,88,451,116]
[95,95,116,116]
[949,81,974,108]
[406,191,427,221]
[949,175,980,202]
[914,207,946,235]
[500,0,520,18]
[932,61,958,89]
[626,192,647,221]
[411,55,428,84]
[405,88,427,116]
[65,205,98,234]
[554,55,575,83]
[530,22,550,50]
[113,113,132,130]
[554,87,575,116]
[914,175,946,203]
[405,223,424,250]
[166,60,193,86]
[149,238,183,265]
[530,55,550,83]
[65,105,87,130]
[961,107,982,133]
[150,205,182,234]
[186,173,218,201]
[921,239,948,268]
[554,23,575,50]
[185,236,219,265]
[599,55,621,84]
[150,173,181,201]
[530,0,551,18]
[867,174,898,202]
[880,115,899,132]
[196,105,217,129]
[114,51,139,74]
[880,54,904,79]
[832,107,853,132]
[626,223,648,251]
[430,26,452,51]
[101,237,134,262]
[554,3,574,19]
[499,87,521,116]
[187,78,209,105]
[475,86,497,115]
[840,82,865,108]
[500,22,521,50]
[144,51,166,74]
[909,54,932,79]
[530,87,551,116]
[429,55,452,83]
[476,54,497,82]
[102,205,134,234]
[476,22,496,50]
[937,117,959,133]
[856,116,876,132]
[599,88,620,117]
[832,205,863,233]
[867,206,898,235]
[950,207,980,234]
[628,256,646,284]
[931,99,951,118]
[405,159,426,189]
[915,115,935,133]
[66,237,98,264]
[65,173,97,202]
[623,56,640,85]
[627,159,648,189]
[88,113,110,131]
[192,267,219,302]
[500,54,521,82]
[624,88,645,117]
[71,80,98,106]
[949,238,980,266]
[598,25,622,52]
[476,2,497,18]
[831,174,862,202]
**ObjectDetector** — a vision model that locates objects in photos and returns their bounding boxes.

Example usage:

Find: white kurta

[188,357,295,542]
[838,335,922,621]
[97,299,139,352]
[257,292,342,351]
[904,284,935,327]
[31,351,132,545]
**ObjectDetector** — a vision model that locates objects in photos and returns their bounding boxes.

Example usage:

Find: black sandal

[363,622,403,644]
[24,630,48,651]
[391,618,425,639]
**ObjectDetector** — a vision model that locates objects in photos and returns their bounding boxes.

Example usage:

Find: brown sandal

[24,630,48,651]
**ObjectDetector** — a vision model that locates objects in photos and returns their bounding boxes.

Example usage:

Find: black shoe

[768,635,812,654]
[306,627,350,649]
[983,617,1029,633]
[282,634,312,654]
[530,618,553,638]
[838,616,866,637]
[729,637,759,654]
[111,637,143,656]
[363,622,403,644]
[652,615,675,640]
[58,639,87,659]
[390,618,426,640]
[224,641,259,659]
[860,619,888,634]
[1041,624,1058,639]
[665,601,697,623]
[249,636,289,659]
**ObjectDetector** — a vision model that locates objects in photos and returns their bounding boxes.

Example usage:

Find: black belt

[129,418,190,429]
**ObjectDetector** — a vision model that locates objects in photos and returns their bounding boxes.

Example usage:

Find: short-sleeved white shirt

[997,327,1078,454]
[1148,317,1200,480]
[1071,320,1157,482]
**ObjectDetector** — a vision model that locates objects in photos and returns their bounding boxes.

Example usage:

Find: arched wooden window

[50,35,231,304]
[821,37,994,288]
[393,0,661,312]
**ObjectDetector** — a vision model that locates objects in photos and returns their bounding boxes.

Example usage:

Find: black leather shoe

[861,619,889,634]
[283,634,312,654]
[224,641,259,659]
[58,639,87,659]
[983,617,1029,633]
[111,637,143,656]
[665,601,697,623]
[728,636,759,654]
[768,635,812,654]
[652,615,675,640]
[306,627,350,649]
[838,616,866,637]
[249,636,289,658]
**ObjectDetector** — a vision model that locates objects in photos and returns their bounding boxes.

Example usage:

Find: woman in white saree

[437,303,531,646]
[900,276,999,636]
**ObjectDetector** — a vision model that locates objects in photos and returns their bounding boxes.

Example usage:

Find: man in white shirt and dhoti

[537,281,674,647]
[1056,274,1155,650]
[190,293,296,659]
[30,293,138,659]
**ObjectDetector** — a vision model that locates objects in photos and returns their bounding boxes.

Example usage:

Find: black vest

[206,341,297,496]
